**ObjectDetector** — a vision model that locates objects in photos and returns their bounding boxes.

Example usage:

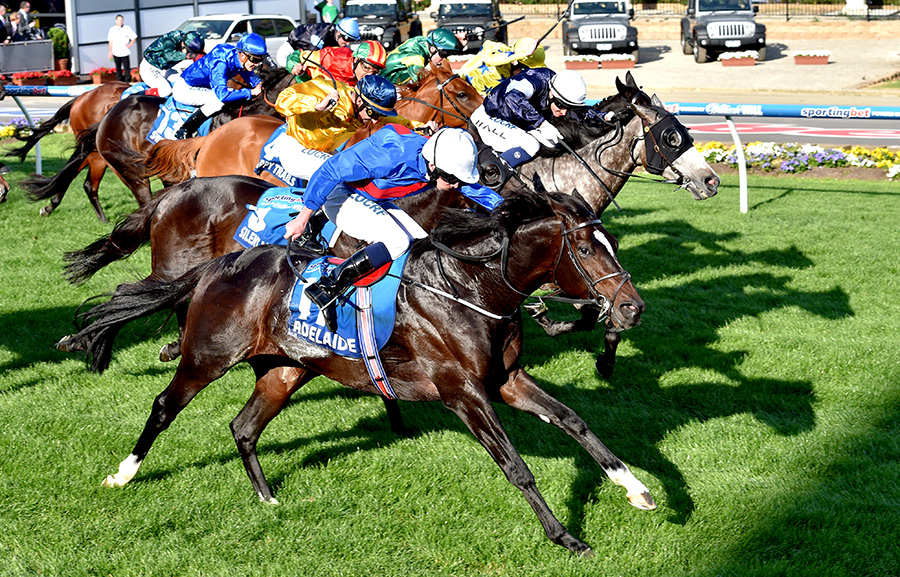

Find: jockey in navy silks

[171,33,268,139]
[470,67,588,169]
[283,126,504,331]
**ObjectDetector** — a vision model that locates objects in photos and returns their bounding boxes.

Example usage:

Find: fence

[499,1,900,20]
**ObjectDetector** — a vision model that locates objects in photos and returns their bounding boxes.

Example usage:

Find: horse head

[615,72,719,200]
[395,62,483,128]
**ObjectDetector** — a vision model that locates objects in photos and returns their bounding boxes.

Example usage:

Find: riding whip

[535,0,576,47]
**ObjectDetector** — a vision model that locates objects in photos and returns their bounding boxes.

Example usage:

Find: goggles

[243,52,265,64]
[432,168,460,185]
[358,60,379,74]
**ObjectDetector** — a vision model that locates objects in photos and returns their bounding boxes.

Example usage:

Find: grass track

[1,134,898,576]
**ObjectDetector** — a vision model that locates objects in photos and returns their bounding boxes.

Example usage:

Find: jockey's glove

[531,121,562,148]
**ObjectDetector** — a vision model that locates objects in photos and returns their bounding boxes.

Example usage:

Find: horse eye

[578,245,592,257]
[457,91,468,100]
[663,129,683,148]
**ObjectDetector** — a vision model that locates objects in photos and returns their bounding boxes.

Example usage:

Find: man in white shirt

[107,14,137,82]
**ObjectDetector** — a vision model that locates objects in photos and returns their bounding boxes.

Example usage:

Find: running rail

[587,99,900,213]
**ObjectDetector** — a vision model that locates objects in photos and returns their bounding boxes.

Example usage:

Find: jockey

[275,18,360,66]
[271,74,414,182]
[286,39,387,86]
[172,33,268,139]
[470,68,587,169]
[459,37,546,96]
[283,126,504,331]
[140,30,205,97]
[381,28,461,86]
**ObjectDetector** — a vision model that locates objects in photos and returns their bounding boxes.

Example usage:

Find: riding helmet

[353,40,387,69]
[426,29,459,52]
[336,18,361,41]
[357,74,398,116]
[549,70,587,108]
[184,31,205,55]
[422,128,480,184]
[236,33,268,56]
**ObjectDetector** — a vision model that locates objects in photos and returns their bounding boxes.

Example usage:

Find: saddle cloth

[254,125,304,187]
[233,187,338,249]
[286,254,409,358]
[146,96,213,144]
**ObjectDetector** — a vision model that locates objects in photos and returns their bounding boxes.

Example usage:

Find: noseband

[397,73,470,126]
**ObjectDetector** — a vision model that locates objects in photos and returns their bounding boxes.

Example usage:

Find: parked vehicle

[680,0,766,63]
[430,0,507,53]
[176,14,298,55]
[562,0,639,61]
[343,0,422,51]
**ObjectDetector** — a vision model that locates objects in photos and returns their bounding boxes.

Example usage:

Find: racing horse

[140,65,482,187]
[19,65,294,214]
[8,81,130,221]
[56,188,653,556]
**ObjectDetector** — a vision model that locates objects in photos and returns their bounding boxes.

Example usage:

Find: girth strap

[356,286,397,400]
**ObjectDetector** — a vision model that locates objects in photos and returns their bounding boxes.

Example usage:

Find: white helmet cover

[549,70,587,108]
[421,128,480,184]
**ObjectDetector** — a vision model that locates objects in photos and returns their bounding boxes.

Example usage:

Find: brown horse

[57,188,652,556]
[19,66,295,215]
[142,66,483,186]
[9,82,129,221]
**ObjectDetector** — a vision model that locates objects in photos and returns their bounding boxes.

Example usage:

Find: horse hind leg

[159,303,188,363]
[231,365,313,503]
[103,358,228,488]
[83,152,108,222]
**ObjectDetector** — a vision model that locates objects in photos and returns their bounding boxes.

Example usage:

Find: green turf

[1,134,898,576]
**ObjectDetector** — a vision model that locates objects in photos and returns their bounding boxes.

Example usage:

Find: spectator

[0,6,13,39]
[107,14,137,83]
[320,0,338,23]
[16,1,30,27]
[7,10,30,42]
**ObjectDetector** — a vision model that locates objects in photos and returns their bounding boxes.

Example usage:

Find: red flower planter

[564,61,599,70]
[794,55,828,65]
[600,60,635,69]
[13,77,45,86]
[92,74,116,84]
[721,58,755,67]
[49,77,78,86]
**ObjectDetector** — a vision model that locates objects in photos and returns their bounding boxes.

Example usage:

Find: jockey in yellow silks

[459,37,546,96]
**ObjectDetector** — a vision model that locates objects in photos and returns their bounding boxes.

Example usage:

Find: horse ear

[625,70,639,89]
[651,93,665,108]
[570,188,589,207]
[532,171,548,193]
[616,74,639,105]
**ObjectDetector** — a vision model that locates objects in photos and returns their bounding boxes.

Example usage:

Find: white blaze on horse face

[593,230,618,263]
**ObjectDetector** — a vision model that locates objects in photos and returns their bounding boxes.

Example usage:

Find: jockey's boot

[305,244,390,332]
[174,109,209,139]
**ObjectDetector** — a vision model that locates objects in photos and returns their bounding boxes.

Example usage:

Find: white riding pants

[322,190,427,260]
[268,131,332,181]
[139,60,181,98]
[470,105,541,167]
[172,77,225,116]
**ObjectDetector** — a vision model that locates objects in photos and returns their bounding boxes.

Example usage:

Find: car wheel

[694,42,708,63]
[756,46,767,61]
[563,42,571,56]
[631,48,640,64]
[681,35,693,55]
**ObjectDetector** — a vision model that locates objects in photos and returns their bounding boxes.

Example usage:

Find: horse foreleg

[596,328,621,379]
[442,385,593,556]
[231,366,312,504]
[381,398,407,435]
[499,366,655,512]
[103,362,222,488]
[83,152,108,223]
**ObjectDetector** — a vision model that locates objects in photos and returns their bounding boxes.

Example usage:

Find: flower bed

[90,67,118,84]
[599,54,636,69]
[0,118,40,140]
[792,50,830,65]
[12,71,48,86]
[47,69,77,85]
[562,55,599,70]
[699,141,900,181]
[719,50,758,67]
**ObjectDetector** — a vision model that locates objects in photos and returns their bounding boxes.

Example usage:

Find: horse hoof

[159,343,180,363]
[102,473,130,488]
[595,358,615,380]
[627,490,657,511]
[39,206,52,217]
[56,335,75,352]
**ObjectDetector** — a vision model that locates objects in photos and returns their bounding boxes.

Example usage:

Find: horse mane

[412,187,583,258]
[256,63,293,90]
[546,95,635,154]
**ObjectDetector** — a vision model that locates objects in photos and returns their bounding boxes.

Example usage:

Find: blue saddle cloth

[254,125,304,187]
[233,187,338,249]
[146,97,213,143]
[287,254,409,358]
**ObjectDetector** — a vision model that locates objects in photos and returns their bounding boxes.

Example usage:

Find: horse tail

[20,125,98,202]
[63,187,169,285]
[143,137,206,183]
[58,258,219,374]
[5,96,77,161]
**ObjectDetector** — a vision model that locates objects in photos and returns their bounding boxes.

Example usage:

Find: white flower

[562,55,601,62]
[791,50,831,57]
[599,53,636,61]
[719,50,759,60]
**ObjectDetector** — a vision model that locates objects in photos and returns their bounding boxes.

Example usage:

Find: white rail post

[725,114,748,214]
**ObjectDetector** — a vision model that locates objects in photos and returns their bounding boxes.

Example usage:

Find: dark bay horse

[8,81,129,221]
[141,66,482,187]
[20,65,294,214]
[56,189,653,556]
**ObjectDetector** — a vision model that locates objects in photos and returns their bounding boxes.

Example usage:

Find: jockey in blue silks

[171,33,268,139]
[283,125,504,332]
[470,67,587,169]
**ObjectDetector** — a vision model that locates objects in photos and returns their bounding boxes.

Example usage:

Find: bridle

[398,72,471,126]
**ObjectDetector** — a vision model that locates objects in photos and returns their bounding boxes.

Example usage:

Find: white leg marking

[102,453,142,488]
[608,465,657,510]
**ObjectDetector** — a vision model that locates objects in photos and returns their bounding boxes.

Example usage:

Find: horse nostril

[707,176,720,190]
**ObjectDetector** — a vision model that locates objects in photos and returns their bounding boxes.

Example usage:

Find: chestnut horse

[57,188,653,556]
[142,65,483,187]
[20,65,294,215]
[9,81,130,221]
